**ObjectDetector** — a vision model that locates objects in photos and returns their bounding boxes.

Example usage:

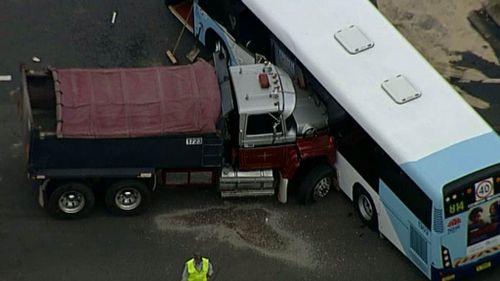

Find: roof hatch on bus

[381,75,422,104]
[334,25,374,54]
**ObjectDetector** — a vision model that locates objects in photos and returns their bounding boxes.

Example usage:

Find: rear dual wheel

[104,180,152,216]
[47,182,95,219]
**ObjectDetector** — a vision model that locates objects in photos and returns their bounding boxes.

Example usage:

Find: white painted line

[0,75,12,81]
[111,11,117,24]
[481,79,500,84]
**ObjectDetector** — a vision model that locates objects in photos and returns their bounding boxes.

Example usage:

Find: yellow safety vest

[186,258,209,281]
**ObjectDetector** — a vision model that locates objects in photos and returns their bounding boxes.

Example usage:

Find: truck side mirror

[272,122,278,144]
[273,122,279,135]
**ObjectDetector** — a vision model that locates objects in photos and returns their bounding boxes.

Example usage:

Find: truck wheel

[47,182,95,219]
[355,187,378,230]
[298,165,334,204]
[105,180,151,216]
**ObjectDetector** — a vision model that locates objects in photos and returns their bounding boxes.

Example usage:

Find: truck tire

[47,182,95,219]
[105,180,151,216]
[298,165,334,204]
[355,187,378,230]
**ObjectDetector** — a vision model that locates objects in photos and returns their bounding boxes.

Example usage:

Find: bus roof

[242,0,494,166]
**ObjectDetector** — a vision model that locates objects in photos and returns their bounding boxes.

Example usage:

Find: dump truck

[20,53,335,219]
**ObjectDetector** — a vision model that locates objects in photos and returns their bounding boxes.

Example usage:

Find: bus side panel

[337,152,407,257]
[379,180,432,278]
[193,3,236,63]
[193,3,254,66]
[336,152,366,200]
[378,196,406,253]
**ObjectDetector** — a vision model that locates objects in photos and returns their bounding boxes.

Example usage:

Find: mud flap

[38,180,49,208]
[278,176,288,203]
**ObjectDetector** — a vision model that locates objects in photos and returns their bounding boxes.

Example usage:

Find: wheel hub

[313,177,331,200]
[58,191,85,214]
[115,188,142,211]
[358,194,374,221]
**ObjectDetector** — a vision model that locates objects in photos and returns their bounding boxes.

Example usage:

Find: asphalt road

[1,1,500,281]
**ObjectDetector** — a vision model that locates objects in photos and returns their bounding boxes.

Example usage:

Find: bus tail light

[441,274,455,281]
[442,246,452,269]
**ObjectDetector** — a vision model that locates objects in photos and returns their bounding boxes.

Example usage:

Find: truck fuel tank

[219,167,275,198]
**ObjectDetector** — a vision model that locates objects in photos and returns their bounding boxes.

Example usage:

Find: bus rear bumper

[431,253,500,280]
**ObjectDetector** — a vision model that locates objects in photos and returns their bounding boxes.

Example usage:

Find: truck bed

[20,64,224,177]
[28,134,223,177]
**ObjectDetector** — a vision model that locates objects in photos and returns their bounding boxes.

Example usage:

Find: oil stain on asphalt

[154,204,319,270]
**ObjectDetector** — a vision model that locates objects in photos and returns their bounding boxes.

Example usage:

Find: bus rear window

[467,199,500,246]
[443,164,500,218]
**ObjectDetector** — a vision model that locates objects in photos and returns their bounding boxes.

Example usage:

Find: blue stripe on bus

[400,132,500,200]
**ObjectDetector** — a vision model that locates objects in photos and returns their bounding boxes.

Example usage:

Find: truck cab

[215,52,329,146]
[214,52,335,200]
[234,63,298,148]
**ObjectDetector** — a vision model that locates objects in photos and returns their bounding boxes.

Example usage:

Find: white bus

[168,0,500,279]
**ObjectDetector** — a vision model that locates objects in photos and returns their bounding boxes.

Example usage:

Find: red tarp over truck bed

[53,60,221,138]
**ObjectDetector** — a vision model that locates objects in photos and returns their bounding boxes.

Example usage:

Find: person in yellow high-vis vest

[181,253,214,281]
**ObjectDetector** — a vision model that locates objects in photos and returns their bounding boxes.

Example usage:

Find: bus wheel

[105,180,151,216]
[298,165,334,204]
[47,182,95,219]
[205,30,228,60]
[355,187,378,230]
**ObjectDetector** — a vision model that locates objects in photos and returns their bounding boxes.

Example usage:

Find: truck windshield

[246,113,282,135]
